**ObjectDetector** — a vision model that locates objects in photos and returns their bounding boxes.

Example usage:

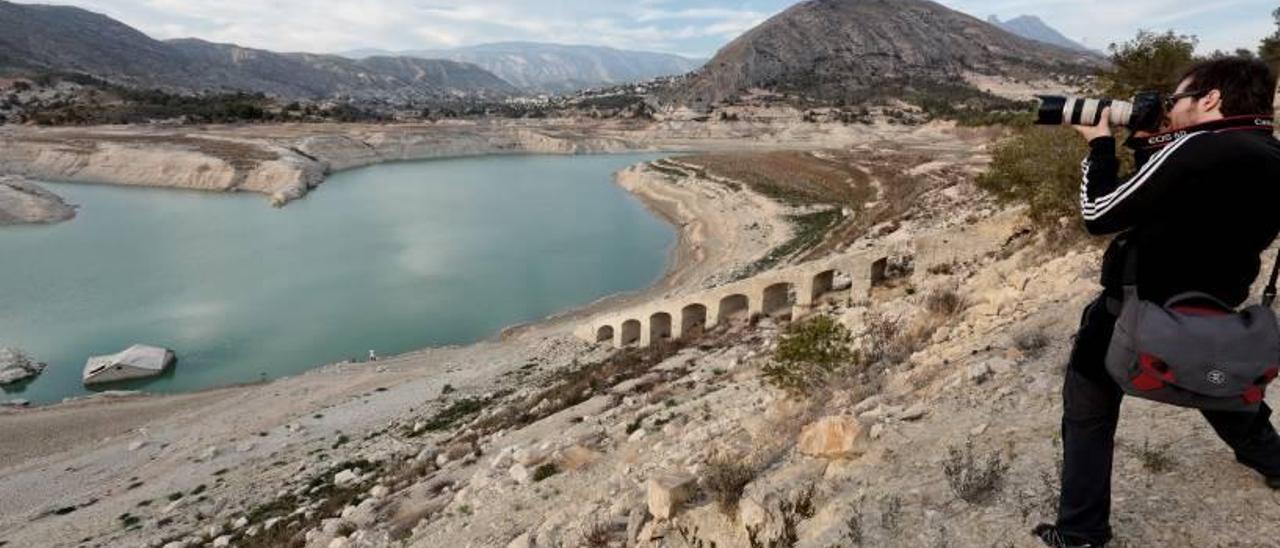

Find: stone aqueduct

[573,209,1026,349]
[575,253,884,348]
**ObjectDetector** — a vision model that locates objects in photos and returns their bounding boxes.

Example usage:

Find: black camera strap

[1127,115,1275,151]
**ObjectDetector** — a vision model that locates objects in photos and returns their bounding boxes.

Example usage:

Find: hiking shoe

[1033,524,1106,548]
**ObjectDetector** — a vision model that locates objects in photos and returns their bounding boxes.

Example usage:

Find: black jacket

[1081,116,1280,307]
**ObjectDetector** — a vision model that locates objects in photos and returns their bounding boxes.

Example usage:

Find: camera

[1035,92,1165,133]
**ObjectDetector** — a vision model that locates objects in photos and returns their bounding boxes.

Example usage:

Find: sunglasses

[1163,89,1206,111]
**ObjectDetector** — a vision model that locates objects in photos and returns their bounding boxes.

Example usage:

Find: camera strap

[1265,247,1280,308]
[1127,115,1275,151]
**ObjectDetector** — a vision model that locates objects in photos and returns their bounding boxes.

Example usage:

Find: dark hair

[1179,57,1278,116]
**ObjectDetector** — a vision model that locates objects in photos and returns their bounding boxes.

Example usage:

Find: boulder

[797,416,866,459]
[967,362,993,384]
[334,469,360,488]
[0,348,46,385]
[647,472,696,520]
[509,463,532,484]
[82,345,175,385]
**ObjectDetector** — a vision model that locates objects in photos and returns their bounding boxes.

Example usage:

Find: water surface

[0,153,673,404]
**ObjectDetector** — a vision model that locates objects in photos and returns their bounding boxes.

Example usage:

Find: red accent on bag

[1170,305,1231,317]
[1134,355,1169,390]
[1243,386,1265,404]
[1263,367,1280,383]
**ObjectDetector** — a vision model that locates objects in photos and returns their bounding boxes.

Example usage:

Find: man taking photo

[1033,57,1280,547]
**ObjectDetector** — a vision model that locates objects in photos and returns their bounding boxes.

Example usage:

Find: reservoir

[0,153,674,404]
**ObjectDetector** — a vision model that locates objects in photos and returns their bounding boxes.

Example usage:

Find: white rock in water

[0,348,46,385]
[82,345,175,385]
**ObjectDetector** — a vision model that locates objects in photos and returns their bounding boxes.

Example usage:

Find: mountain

[666,0,1100,106]
[988,15,1093,53]
[0,1,518,101]
[342,42,703,94]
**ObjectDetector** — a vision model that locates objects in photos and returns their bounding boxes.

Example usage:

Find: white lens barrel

[1109,101,1133,127]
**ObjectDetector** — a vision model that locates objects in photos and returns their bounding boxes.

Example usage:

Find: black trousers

[1056,295,1280,544]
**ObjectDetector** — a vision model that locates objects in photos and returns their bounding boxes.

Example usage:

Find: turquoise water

[0,153,673,404]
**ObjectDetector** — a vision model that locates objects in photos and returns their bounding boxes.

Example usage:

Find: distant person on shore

[368,349,378,362]
[1034,57,1280,547]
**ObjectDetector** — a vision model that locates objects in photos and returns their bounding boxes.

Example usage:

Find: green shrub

[762,315,857,397]
[977,126,1088,226]
[1099,30,1198,98]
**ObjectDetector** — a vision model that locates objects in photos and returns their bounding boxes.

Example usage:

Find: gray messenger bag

[1105,247,1280,412]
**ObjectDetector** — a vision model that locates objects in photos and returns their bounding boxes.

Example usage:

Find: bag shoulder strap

[1264,247,1279,308]
[1121,238,1139,301]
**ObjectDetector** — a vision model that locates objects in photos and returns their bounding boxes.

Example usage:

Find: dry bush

[880,495,903,535]
[577,519,614,548]
[862,312,902,365]
[1129,439,1175,474]
[864,312,936,365]
[943,439,1009,505]
[701,454,757,515]
[924,288,966,317]
[746,484,816,548]
[1014,329,1051,358]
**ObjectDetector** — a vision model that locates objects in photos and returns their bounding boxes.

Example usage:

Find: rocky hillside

[988,15,1095,53]
[0,1,517,102]
[344,43,703,94]
[666,0,1101,106]
[167,40,518,101]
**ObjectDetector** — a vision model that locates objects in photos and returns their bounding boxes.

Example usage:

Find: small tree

[1099,30,1198,97]
[762,315,857,397]
[1260,8,1280,71]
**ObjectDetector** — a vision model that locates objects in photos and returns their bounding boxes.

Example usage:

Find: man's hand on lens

[1073,107,1114,142]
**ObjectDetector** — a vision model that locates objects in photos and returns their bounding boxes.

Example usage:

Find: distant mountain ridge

[988,15,1094,53]
[0,0,518,101]
[667,0,1101,106]
[341,42,703,94]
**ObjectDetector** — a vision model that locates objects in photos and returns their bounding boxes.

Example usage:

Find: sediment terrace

[0,117,908,207]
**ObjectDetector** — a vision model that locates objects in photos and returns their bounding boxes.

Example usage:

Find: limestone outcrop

[0,347,46,385]
[0,176,75,225]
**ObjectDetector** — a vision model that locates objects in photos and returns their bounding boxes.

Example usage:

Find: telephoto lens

[1036,95,1133,127]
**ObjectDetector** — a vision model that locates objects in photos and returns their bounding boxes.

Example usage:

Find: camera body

[1035,92,1165,133]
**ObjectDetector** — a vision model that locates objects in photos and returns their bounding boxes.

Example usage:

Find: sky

[37,0,1280,58]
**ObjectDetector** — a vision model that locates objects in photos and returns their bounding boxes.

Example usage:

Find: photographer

[1034,57,1280,548]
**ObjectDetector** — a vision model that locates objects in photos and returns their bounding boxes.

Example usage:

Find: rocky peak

[666,0,1100,106]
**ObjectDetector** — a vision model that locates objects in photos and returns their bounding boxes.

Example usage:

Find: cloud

[35,0,1278,58]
